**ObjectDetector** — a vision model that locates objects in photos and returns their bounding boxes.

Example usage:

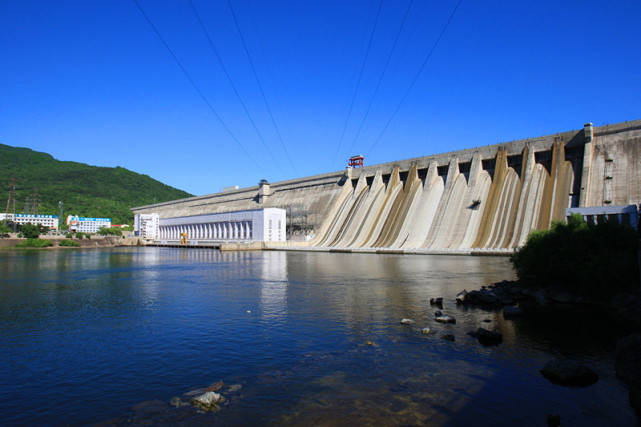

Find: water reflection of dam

[133,120,641,252]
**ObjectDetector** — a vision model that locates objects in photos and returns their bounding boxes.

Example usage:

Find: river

[0,248,635,425]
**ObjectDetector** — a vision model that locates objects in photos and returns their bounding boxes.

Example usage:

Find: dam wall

[132,119,641,251]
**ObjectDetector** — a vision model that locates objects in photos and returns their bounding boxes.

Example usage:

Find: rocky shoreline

[450,279,641,419]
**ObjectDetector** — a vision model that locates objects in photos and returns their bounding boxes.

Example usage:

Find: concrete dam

[132,119,641,253]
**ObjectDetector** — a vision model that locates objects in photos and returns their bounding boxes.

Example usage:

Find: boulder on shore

[468,328,502,346]
[540,358,598,387]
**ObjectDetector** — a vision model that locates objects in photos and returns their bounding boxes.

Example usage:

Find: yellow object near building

[180,232,188,245]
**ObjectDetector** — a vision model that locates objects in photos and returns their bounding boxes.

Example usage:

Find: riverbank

[0,236,141,249]
[451,279,641,419]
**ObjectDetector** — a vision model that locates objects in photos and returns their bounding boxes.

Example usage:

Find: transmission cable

[331,0,384,168]
[226,0,299,175]
[367,0,463,155]
[188,0,284,172]
[346,0,414,156]
[131,0,259,167]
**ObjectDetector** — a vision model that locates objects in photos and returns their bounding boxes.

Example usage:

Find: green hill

[0,143,192,225]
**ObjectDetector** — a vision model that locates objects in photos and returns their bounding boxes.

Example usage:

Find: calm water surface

[0,248,635,425]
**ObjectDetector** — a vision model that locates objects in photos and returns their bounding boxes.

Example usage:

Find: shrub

[98,226,122,236]
[510,214,640,297]
[16,238,53,248]
[19,223,41,239]
[58,239,81,247]
[64,232,73,238]
[0,221,12,234]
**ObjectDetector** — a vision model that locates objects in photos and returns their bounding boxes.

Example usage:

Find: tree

[19,223,41,239]
[0,221,12,234]
[98,226,122,236]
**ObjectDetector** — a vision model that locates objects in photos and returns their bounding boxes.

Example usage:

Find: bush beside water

[510,214,640,297]
[16,238,53,248]
[58,239,81,247]
[98,226,122,236]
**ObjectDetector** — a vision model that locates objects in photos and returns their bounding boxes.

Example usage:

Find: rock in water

[131,400,168,416]
[421,327,431,335]
[429,297,443,307]
[184,388,206,397]
[442,334,455,341]
[540,358,599,387]
[191,391,223,411]
[468,328,502,346]
[435,314,456,324]
[206,380,224,392]
[400,318,414,325]
[456,290,468,304]
[227,384,242,393]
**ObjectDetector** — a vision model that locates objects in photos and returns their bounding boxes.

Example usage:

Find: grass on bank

[58,239,81,247]
[15,238,54,248]
[510,214,640,297]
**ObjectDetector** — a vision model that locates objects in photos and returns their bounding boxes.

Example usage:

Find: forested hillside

[0,143,192,224]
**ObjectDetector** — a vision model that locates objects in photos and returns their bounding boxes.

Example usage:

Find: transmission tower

[31,188,39,214]
[5,178,16,214]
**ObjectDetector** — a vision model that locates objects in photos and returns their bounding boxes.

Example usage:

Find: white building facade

[141,208,286,243]
[66,216,112,233]
[1,213,59,230]
[134,213,159,240]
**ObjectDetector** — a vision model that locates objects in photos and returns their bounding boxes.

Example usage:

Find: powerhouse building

[134,208,286,243]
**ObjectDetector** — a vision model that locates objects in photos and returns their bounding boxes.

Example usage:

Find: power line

[332,0,384,168]
[367,0,463,155]
[346,0,414,155]
[226,0,298,175]
[131,0,259,167]
[189,0,285,173]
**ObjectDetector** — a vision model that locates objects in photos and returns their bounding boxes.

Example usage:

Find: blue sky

[1,1,639,196]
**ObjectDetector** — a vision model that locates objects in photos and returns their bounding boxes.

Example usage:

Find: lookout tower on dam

[132,119,641,253]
